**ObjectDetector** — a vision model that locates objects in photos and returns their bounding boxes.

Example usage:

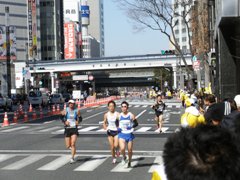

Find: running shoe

[112,158,117,164]
[70,158,76,164]
[121,156,127,165]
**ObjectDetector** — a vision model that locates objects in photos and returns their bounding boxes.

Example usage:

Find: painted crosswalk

[0,125,179,134]
[0,153,164,173]
[100,104,181,109]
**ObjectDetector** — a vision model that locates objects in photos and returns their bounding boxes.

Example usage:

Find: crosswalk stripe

[38,126,62,132]
[142,105,148,108]
[78,126,99,132]
[148,156,163,173]
[0,154,15,163]
[37,155,71,171]
[135,127,152,132]
[74,155,108,171]
[0,126,29,133]
[111,156,139,172]
[97,128,106,132]
[2,155,46,170]
[134,105,140,107]
[54,129,64,134]
[154,127,169,133]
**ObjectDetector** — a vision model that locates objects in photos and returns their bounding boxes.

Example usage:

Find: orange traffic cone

[32,109,37,120]
[19,104,23,115]
[39,106,43,119]
[2,112,10,127]
[47,106,51,116]
[64,103,66,110]
[13,111,18,123]
[52,105,56,115]
[57,104,60,114]
[78,101,81,110]
[23,111,28,122]
[29,104,33,112]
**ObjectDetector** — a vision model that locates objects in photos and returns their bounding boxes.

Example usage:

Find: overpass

[27,54,192,92]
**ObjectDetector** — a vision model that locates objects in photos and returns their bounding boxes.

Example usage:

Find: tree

[115,0,195,80]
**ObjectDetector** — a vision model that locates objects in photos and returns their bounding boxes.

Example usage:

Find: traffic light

[161,50,175,55]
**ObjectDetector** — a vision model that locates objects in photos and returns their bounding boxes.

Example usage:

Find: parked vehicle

[0,94,13,111]
[48,93,65,104]
[28,90,44,107]
[11,94,24,105]
[62,93,72,102]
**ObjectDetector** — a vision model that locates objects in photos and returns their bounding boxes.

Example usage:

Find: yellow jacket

[181,106,205,128]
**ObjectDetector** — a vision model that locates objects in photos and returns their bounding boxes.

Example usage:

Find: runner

[118,101,138,168]
[152,94,166,133]
[61,99,82,164]
[103,100,120,164]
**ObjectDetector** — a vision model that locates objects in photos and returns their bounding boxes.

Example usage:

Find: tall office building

[0,0,41,94]
[86,0,104,57]
[39,0,64,61]
[172,0,193,53]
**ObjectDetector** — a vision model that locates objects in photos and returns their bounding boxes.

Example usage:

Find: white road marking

[135,127,152,132]
[37,155,71,171]
[97,128,106,132]
[83,111,105,121]
[78,126,99,132]
[87,110,93,112]
[111,156,140,172]
[142,105,148,108]
[134,105,140,108]
[2,155,46,170]
[154,127,169,133]
[0,154,15,163]
[38,126,62,132]
[136,110,147,119]
[74,155,108,171]
[148,156,164,173]
[0,126,29,133]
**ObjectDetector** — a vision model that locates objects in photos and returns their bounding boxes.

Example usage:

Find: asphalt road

[0,98,183,180]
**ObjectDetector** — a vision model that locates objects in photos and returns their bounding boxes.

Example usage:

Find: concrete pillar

[50,72,55,93]
[172,66,177,89]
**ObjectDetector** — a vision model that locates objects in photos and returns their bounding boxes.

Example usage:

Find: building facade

[213,0,240,99]
[39,0,64,61]
[87,0,104,57]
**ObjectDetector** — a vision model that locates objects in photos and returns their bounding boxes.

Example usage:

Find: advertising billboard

[28,0,37,60]
[81,5,90,25]
[64,22,76,59]
[0,26,17,60]
[64,0,80,22]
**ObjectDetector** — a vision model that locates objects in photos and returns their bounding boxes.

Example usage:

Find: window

[182,37,187,42]
[175,30,179,34]
[182,28,186,33]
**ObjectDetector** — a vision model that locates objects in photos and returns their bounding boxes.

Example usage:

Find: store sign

[64,22,76,59]
[72,75,88,81]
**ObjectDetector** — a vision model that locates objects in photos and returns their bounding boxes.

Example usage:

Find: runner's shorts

[64,128,79,137]
[118,133,135,142]
[155,111,163,117]
[107,129,118,137]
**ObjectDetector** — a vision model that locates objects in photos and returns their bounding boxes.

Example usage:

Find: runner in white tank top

[103,100,120,164]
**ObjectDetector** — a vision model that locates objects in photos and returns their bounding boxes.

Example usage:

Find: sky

[104,0,169,57]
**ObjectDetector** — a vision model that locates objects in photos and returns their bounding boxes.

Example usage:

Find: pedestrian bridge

[29,54,192,73]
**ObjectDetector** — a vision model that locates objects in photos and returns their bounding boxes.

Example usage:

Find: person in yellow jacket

[181,98,205,128]
[180,90,185,107]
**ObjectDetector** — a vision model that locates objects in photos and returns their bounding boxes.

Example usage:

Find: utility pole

[5,7,11,97]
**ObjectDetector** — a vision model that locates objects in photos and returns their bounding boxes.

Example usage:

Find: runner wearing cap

[103,100,120,164]
[61,99,82,164]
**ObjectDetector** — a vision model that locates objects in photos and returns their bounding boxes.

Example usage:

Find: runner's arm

[131,113,138,128]
[77,109,82,123]
[103,113,108,130]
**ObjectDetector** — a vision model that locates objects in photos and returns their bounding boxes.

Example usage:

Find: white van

[28,90,45,107]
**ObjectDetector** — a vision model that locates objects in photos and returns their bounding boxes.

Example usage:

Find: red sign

[64,23,76,59]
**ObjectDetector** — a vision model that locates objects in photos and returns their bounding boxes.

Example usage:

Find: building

[212,0,240,99]
[85,0,104,57]
[39,0,64,61]
[172,0,193,54]
[0,0,42,95]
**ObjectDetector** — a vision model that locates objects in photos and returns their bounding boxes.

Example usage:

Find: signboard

[64,22,76,59]
[193,60,200,71]
[72,75,88,81]
[64,0,80,22]
[28,0,37,60]
[72,90,81,99]
[0,26,17,60]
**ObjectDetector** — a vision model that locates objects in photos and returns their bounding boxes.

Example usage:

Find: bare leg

[108,136,115,158]
[70,135,77,159]
[127,141,133,165]
[119,138,126,159]
[65,137,71,149]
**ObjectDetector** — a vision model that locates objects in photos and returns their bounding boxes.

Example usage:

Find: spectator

[221,95,240,131]
[152,125,240,180]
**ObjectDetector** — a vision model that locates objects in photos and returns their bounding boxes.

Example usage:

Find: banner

[28,0,37,60]
[64,22,76,59]
[0,25,17,60]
